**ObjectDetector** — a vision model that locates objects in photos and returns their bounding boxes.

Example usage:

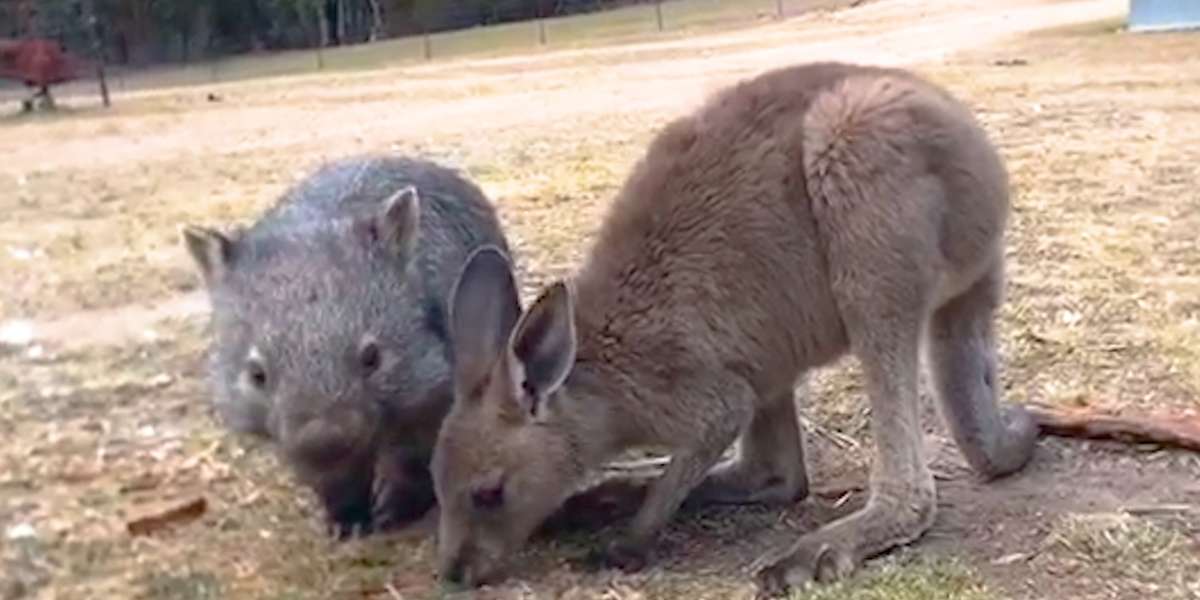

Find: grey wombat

[183,154,510,535]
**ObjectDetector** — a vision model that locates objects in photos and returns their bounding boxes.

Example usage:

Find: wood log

[1029,405,1200,452]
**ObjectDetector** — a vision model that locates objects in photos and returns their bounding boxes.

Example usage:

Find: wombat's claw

[326,519,371,541]
[368,472,436,531]
[326,522,346,540]
[370,479,394,531]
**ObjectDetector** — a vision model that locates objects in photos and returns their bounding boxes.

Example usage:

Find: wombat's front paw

[320,495,374,541]
[325,517,372,541]
[754,541,852,598]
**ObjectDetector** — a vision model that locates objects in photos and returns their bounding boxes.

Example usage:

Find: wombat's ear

[378,186,420,259]
[509,281,576,417]
[449,246,521,397]
[181,225,237,285]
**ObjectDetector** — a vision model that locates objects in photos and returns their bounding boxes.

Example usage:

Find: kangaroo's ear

[181,225,238,286]
[448,246,521,398]
[508,280,576,417]
[376,185,421,260]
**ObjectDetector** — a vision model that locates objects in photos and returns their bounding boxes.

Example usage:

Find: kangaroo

[431,61,1039,593]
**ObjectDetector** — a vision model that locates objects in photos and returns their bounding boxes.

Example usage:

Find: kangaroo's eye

[360,340,381,375]
[471,483,505,510]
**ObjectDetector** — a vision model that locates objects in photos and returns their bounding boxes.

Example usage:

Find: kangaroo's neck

[553,357,641,469]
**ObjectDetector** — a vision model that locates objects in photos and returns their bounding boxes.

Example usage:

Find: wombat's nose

[284,417,365,467]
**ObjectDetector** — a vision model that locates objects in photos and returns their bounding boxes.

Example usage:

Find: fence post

[313,8,326,70]
[655,0,664,31]
[776,0,784,19]
[538,18,547,45]
[422,28,432,61]
[95,56,110,107]
[82,0,110,107]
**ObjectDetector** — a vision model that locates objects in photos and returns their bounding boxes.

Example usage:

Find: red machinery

[0,38,84,111]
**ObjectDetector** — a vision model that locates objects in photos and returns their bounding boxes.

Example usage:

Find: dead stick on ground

[1028,405,1200,452]
[126,497,207,536]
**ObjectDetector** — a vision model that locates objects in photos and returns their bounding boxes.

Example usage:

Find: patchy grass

[1036,512,1200,600]
[794,556,994,600]
[1047,513,1185,569]
[926,24,1200,417]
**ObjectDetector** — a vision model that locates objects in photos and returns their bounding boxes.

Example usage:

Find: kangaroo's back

[574,63,929,389]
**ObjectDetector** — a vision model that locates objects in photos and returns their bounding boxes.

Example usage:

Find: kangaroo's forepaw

[600,537,650,573]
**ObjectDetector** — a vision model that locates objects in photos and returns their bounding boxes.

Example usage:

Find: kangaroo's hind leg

[687,379,810,507]
[757,287,936,594]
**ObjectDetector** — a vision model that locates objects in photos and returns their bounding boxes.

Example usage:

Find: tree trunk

[367,0,384,42]
[81,0,110,107]
[318,1,331,47]
[336,0,347,46]
[179,20,192,63]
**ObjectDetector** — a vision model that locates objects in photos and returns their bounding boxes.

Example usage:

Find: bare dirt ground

[2,0,1199,598]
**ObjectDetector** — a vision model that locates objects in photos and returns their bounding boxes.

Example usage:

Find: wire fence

[2,0,860,106]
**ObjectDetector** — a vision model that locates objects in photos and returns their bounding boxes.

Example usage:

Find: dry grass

[1037,512,1200,600]
[937,20,1200,417]
[2,1,1199,599]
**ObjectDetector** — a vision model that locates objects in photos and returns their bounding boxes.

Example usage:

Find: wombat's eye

[359,341,381,374]
[246,361,268,389]
[471,483,505,511]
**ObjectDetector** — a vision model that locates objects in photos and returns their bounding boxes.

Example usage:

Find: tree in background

[0,0,642,67]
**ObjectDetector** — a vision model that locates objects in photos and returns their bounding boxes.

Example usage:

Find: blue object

[1128,0,1200,32]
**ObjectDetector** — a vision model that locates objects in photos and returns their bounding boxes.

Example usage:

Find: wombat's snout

[284,413,373,468]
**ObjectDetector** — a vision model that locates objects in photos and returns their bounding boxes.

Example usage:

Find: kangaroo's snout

[438,541,502,588]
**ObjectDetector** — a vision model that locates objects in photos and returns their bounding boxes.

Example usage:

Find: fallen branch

[126,497,207,536]
[1028,405,1200,452]
[1120,503,1197,516]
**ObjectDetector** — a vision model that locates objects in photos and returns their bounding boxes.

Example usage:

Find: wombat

[431,61,1038,592]
[182,154,511,536]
